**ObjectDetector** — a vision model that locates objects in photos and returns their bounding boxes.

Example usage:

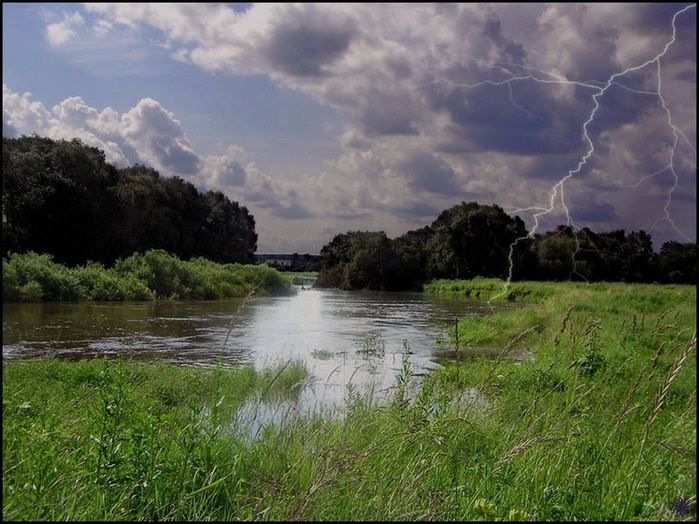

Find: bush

[3,260,20,301]
[3,249,294,302]
[19,280,44,301]
[74,261,125,301]
[4,251,84,301]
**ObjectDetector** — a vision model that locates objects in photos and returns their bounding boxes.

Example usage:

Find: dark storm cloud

[397,151,460,196]
[390,200,444,222]
[264,8,356,78]
[516,155,586,181]
[567,199,616,223]
[628,3,695,33]
[359,89,419,136]
[481,11,527,65]
[596,85,655,123]
[427,81,590,156]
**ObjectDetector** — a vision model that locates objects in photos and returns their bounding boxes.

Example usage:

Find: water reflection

[3,288,519,411]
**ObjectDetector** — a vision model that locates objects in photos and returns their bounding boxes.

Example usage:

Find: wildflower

[671,495,695,518]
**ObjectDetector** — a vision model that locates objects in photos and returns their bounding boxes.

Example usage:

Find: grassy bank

[3,280,696,520]
[284,271,319,287]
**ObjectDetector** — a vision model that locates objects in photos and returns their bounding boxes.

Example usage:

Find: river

[3,287,520,415]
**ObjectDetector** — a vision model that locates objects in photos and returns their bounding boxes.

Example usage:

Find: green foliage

[3,249,294,302]
[424,277,556,304]
[314,232,352,288]
[658,241,698,284]
[2,260,21,301]
[2,251,83,301]
[72,261,156,301]
[2,136,115,266]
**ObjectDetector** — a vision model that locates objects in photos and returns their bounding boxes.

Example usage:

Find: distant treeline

[3,136,257,267]
[314,202,697,290]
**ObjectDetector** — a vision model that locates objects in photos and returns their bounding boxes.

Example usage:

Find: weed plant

[3,280,696,520]
[357,332,386,357]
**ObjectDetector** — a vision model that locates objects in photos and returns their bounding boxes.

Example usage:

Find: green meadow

[3,279,696,521]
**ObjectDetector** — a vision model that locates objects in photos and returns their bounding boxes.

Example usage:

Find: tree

[658,241,697,284]
[161,176,210,260]
[393,226,434,289]
[344,231,400,290]
[426,202,528,280]
[314,232,353,288]
[619,230,656,282]
[2,136,114,266]
[198,191,257,264]
[111,164,177,258]
[531,226,580,281]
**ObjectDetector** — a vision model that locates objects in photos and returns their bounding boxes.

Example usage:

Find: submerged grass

[3,279,696,521]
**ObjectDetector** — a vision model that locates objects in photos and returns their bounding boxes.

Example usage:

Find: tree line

[3,136,257,267]
[3,136,695,288]
[314,201,697,290]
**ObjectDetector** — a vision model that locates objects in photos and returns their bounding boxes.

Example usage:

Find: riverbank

[3,280,695,520]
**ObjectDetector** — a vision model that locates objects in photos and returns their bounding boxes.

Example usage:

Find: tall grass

[3,280,696,520]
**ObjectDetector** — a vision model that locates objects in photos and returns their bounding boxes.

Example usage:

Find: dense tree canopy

[315,202,697,290]
[3,136,257,266]
[426,202,529,280]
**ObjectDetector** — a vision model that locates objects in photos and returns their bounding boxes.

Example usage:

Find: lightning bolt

[414,5,695,302]
[486,3,697,301]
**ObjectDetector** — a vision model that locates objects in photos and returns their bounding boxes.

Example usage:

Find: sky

[3,3,696,254]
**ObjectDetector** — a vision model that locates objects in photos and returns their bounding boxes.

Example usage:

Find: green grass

[3,280,696,521]
[2,358,310,521]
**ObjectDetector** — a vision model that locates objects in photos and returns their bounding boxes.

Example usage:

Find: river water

[3,287,517,414]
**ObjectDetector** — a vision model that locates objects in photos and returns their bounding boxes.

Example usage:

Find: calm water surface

[3,288,517,413]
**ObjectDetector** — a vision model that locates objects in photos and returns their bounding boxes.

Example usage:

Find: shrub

[3,259,20,301]
[3,249,294,302]
[4,251,84,301]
